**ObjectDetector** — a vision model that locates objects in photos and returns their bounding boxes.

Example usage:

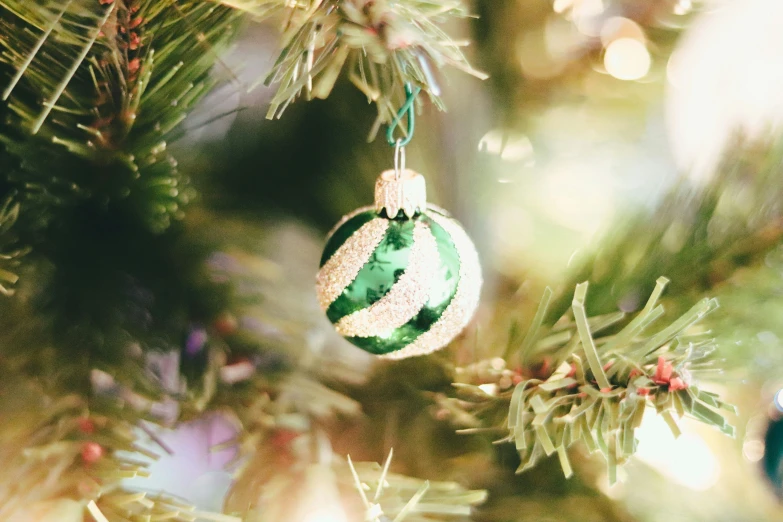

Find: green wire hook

[386,82,421,147]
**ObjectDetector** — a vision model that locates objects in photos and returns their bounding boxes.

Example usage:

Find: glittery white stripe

[324,205,375,242]
[335,222,441,338]
[316,218,389,311]
[381,210,482,359]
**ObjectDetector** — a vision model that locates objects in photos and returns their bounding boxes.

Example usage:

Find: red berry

[81,442,104,464]
[654,356,674,385]
[77,417,95,434]
[129,33,141,50]
[669,377,688,391]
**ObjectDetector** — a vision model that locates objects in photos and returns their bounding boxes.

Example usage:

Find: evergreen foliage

[0,1,769,521]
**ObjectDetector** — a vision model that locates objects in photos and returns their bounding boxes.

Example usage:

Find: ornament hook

[386,82,421,148]
[394,138,406,180]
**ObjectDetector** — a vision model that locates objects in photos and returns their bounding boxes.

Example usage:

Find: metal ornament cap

[374,169,426,219]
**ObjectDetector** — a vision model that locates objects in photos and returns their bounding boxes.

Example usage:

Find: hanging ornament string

[386,82,422,148]
[387,82,421,180]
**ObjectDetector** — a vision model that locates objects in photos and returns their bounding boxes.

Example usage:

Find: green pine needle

[456,280,734,484]
[0,353,234,522]
[346,450,487,521]
[0,0,243,232]
[260,0,487,134]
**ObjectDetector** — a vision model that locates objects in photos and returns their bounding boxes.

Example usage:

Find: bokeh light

[674,0,693,16]
[774,388,783,412]
[635,411,721,491]
[478,129,535,164]
[600,17,645,47]
[604,38,651,81]
[666,0,783,181]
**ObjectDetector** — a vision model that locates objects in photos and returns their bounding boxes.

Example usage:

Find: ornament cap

[374,169,426,219]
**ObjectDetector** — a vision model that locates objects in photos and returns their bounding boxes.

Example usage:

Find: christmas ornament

[316,141,481,359]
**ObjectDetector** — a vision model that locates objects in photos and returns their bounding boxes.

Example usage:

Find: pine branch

[228,440,487,521]
[258,0,486,134]
[548,136,783,321]
[0,0,243,233]
[346,449,487,521]
[0,355,236,522]
[452,279,735,484]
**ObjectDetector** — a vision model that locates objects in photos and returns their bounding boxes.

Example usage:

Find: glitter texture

[374,169,427,219]
[380,208,482,359]
[335,221,441,337]
[316,218,389,310]
[324,205,375,241]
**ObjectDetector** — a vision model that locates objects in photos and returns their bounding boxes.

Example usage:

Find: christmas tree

[0,0,781,520]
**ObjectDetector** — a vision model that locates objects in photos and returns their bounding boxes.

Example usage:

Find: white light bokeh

[572,0,607,37]
[539,159,616,233]
[634,409,721,491]
[553,0,574,14]
[478,129,535,164]
[296,465,349,522]
[600,17,645,47]
[674,0,694,16]
[604,38,651,81]
[666,0,783,181]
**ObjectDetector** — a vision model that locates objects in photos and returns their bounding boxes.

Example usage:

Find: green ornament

[316,169,482,359]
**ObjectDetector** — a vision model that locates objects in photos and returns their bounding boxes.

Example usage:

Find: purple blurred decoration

[123,412,239,511]
[186,326,209,356]
[91,366,180,425]
[206,252,244,274]
[146,350,182,394]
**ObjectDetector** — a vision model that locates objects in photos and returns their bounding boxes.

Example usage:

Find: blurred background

[154,0,783,518]
[5,0,783,520]
[148,0,783,518]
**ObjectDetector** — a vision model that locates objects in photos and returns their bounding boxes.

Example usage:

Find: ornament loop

[386,82,421,148]
[394,139,406,180]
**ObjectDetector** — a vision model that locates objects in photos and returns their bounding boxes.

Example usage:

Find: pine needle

[86,501,110,522]
[32,4,114,134]
[2,1,72,101]
[572,282,611,390]
[260,0,485,126]
[452,279,735,482]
